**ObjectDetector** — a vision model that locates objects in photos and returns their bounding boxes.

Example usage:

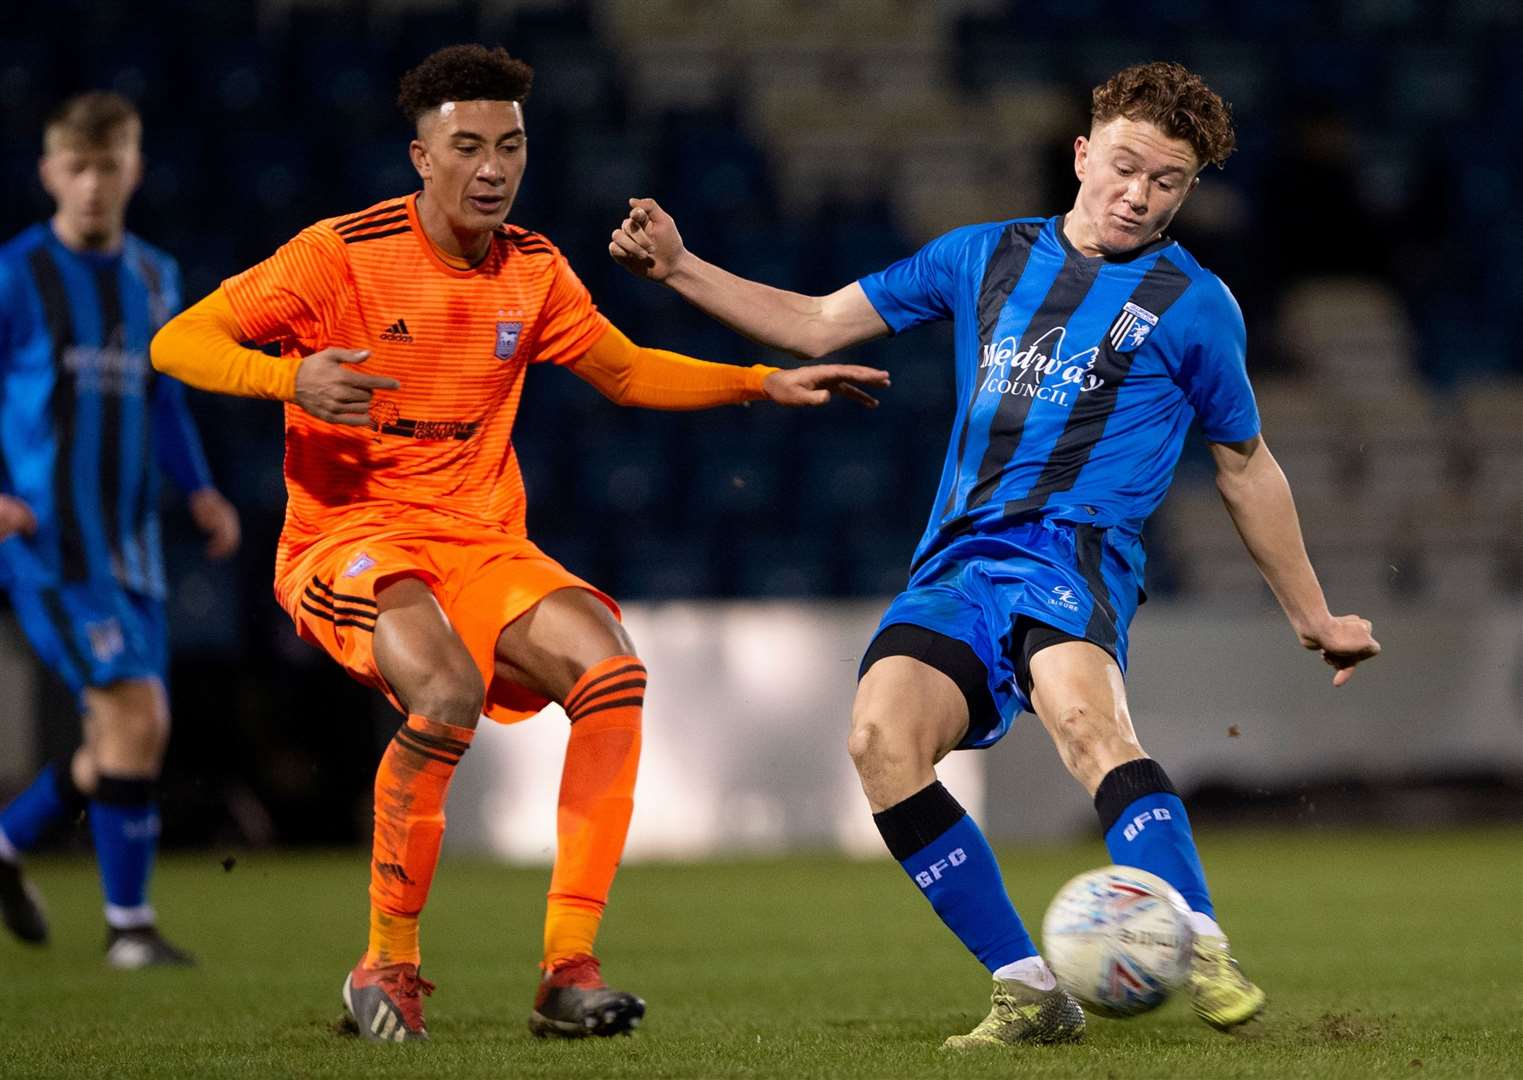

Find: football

[1041,865,1195,1018]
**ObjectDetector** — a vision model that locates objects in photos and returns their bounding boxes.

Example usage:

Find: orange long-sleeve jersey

[152,194,777,578]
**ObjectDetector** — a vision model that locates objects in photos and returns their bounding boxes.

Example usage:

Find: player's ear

[36,155,60,200]
[1073,135,1089,182]
[409,139,430,181]
[126,146,144,194]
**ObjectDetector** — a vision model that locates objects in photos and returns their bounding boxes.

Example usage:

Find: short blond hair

[43,91,141,151]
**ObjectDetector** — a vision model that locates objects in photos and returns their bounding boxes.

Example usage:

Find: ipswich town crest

[1107,301,1160,353]
[495,320,523,360]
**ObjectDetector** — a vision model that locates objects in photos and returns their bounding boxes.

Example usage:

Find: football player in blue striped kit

[611,62,1380,1048]
[0,92,240,968]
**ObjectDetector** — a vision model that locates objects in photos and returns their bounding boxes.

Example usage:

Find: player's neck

[415,192,492,267]
[1060,206,1158,259]
[50,213,124,256]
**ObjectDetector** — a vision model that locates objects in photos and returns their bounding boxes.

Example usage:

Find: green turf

[2,826,1519,1078]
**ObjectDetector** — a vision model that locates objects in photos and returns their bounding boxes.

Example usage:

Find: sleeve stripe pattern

[344,225,414,246]
[337,212,410,237]
[333,200,408,232]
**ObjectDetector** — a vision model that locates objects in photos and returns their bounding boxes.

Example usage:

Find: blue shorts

[862,519,1144,750]
[5,580,167,701]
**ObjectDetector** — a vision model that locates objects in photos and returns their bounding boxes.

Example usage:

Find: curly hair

[397,45,534,125]
[1091,62,1236,170]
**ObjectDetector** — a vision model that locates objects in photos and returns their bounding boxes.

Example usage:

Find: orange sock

[365,714,474,968]
[544,656,645,968]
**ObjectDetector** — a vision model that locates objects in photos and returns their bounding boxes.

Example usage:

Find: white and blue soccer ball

[1041,865,1195,1018]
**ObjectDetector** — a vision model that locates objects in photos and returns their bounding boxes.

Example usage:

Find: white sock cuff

[104,903,156,930]
[1188,911,1223,939]
[993,955,1057,990]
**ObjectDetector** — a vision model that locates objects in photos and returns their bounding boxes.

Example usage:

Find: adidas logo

[379,318,414,343]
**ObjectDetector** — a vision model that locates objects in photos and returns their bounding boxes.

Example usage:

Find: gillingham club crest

[1108,301,1160,353]
[494,320,523,361]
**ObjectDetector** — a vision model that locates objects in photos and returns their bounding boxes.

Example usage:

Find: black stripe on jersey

[941,222,1042,518]
[1002,256,1193,516]
[91,262,125,577]
[27,247,88,580]
[1073,525,1118,650]
[966,254,1102,511]
[299,598,377,633]
[334,201,407,232]
[504,228,552,256]
[337,212,409,236]
[40,588,95,684]
[343,225,413,245]
[309,576,379,608]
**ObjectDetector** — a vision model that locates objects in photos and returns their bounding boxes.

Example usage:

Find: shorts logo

[342,553,376,579]
[1108,301,1160,353]
[1049,584,1080,612]
[495,320,522,360]
[84,618,126,663]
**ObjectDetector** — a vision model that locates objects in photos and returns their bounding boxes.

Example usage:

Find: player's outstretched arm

[152,289,399,426]
[1210,436,1380,685]
[610,198,889,359]
[567,325,888,411]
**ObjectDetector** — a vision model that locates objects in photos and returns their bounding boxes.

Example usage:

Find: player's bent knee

[846,712,929,776]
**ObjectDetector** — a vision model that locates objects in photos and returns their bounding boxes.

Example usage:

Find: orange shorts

[275,524,619,724]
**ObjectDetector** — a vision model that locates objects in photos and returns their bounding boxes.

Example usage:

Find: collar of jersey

[406,193,497,278]
[1051,213,1173,266]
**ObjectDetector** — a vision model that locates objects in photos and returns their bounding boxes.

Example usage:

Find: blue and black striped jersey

[0,223,212,598]
[859,215,1260,572]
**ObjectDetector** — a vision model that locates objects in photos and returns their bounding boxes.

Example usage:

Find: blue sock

[1095,758,1214,917]
[89,776,160,924]
[0,758,87,854]
[874,781,1038,971]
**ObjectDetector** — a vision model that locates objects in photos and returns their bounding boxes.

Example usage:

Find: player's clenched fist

[609,198,685,282]
[294,348,402,426]
[1299,613,1381,686]
[0,494,37,541]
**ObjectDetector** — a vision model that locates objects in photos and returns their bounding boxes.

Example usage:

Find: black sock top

[871,781,968,862]
[1093,758,1178,833]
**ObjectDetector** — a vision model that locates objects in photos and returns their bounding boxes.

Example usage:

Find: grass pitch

[2,826,1518,1079]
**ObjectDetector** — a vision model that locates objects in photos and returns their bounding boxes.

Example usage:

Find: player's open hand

[1300,614,1380,686]
[0,494,37,542]
[763,365,890,409]
[609,198,685,282]
[188,488,241,560]
[294,348,401,427]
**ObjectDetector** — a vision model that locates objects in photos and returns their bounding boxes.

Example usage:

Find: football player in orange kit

[151,44,888,1043]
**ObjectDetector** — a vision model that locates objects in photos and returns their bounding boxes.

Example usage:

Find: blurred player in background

[612,62,1380,1050]
[152,45,886,1043]
[0,92,241,968]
